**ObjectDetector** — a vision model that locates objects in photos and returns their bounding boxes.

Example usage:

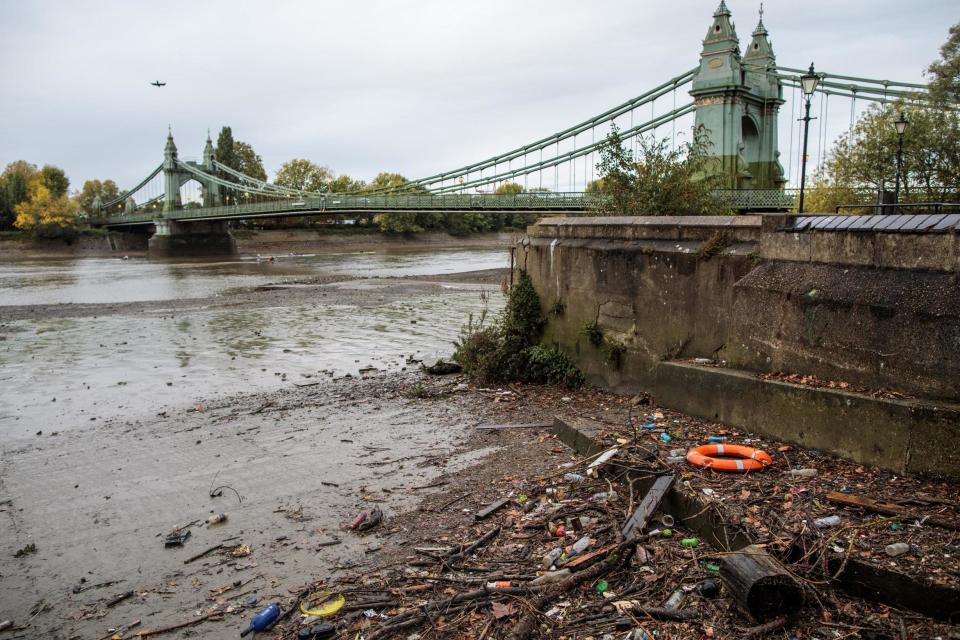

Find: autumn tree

[77,179,120,213]
[805,102,960,212]
[927,22,960,103]
[591,124,727,216]
[274,159,333,192]
[0,161,37,229]
[14,170,80,239]
[494,182,523,194]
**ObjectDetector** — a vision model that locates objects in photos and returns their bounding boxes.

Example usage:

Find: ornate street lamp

[797,63,819,214]
[893,111,909,214]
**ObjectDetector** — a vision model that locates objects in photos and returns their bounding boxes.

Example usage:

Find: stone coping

[534,215,762,228]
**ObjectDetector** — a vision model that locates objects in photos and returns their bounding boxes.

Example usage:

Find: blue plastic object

[660,432,672,443]
[707,436,726,443]
[241,603,281,637]
[642,421,656,430]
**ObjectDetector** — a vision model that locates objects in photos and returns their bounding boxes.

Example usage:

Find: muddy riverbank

[0,229,518,259]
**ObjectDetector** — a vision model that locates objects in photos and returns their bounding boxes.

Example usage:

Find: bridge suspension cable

[99,164,162,210]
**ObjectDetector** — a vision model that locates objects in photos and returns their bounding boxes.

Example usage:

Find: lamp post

[893,111,909,214]
[797,63,820,214]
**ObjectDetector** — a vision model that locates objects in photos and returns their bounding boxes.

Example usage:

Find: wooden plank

[621,475,674,541]
[563,543,616,570]
[475,422,553,431]
[825,491,959,531]
[474,497,512,520]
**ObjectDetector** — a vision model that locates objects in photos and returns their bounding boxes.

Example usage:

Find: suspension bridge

[89,2,934,256]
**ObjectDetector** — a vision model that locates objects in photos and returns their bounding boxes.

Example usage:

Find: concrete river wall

[519,214,960,479]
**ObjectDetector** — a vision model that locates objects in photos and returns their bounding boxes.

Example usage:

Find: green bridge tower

[690,2,786,190]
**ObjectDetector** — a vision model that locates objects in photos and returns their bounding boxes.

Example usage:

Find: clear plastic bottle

[206,513,227,526]
[814,515,841,528]
[663,589,685,610]
[885,542,910,557]
[563,473,585,483]
[789,468,818,478]
[542,547,563,569]
[529,569,570,586]
[568,536,592,558]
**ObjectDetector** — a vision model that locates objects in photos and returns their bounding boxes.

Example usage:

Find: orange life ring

[686,444,772,472]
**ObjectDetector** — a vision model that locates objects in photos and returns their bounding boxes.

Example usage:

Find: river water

[0,249,508,438]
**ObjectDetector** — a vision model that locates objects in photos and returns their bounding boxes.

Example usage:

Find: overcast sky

[0,0,955,192]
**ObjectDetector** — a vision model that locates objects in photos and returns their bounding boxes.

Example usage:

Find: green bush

[453,271,583,388]
[580,320,603,347]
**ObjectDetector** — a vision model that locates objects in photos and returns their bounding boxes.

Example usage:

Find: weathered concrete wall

[522,216,960,476]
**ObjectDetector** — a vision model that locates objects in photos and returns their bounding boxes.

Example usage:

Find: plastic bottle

[563,473,585,483]
[240,603,281,637]
[669,449,686,457]
[660,432,672,443]
[814,515,841,528]
[529,569,570,586]
[663,589,685,610]
[568,536,592,558]
[789,468,818,478]
[885,542,910,557]
[207,513,227,526]
[681,537,699,548]
[666,456,686,464]
[486,581,512,588]
[542,547,563,569]
[707,436,727,443]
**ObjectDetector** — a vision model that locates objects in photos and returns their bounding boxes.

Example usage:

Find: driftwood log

[720,544,803,623]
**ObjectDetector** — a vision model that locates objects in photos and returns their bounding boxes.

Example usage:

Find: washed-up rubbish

[707,436,727,443]
[206,513,227,526]
[664,589,685,610]
[681,537,699,548]
[298,623,337,639]
[567,535,592,558]
[642,421,656,430]
[299,591,346,617]
[245,596,258,606]
[486,581,512,588]
[666,456,686,464]
[587,448,619,477]
[789,468,818,478]
[660,515,675,527]
[529,569,570,586]
[542,547,563,569]
[0,621,11,632]
[231,544,252,557]
[814,515,841,528]
[687,444,772,472]
[595,579,609,594]
[660,432,672,443]
[661,528,673,537]
[700,579,720,598]
[563,473,586,483]
[350,506,383,531]
[164,528,191,547]
[885,542,911,557]
[241,603,281,637]
[589,491,617,503]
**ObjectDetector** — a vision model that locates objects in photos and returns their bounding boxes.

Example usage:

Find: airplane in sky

[150,81,166,87]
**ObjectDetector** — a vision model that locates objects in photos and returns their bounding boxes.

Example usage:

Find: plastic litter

[885,542,910,557]
[681,537,699,548]
[659,432,672,443]
[568,535,592,558]
[299,592,346,617]
[814,515,841,528]
[529,569,570,586]
[707,436,727,443]
[542,547,563,569]
[700,578,720,598]
[664,589,685,610]
[595,579,609,594]
[206,513,227,526]
[298,623,337,640]
[789,468,818,478]
[563,473,586,483]
[241,603,281,637]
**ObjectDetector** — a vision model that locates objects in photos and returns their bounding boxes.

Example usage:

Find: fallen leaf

[491,602,516,619]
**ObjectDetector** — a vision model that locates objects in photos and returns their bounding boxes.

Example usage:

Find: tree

[495,182,523,194]
[328,174,364,193]
[233,142,267,181]
[367,172,420,193]
[77,179,120,213]
[274,159,333,192]
[215,127,236,170]
[0,161,37,229]
[927,22,960,103]
[591,124,727,216]
[14,173,80,239]
[39,165,69,198]
[806,101,960,212]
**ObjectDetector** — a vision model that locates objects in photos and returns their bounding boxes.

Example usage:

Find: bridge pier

[147,219,237,258]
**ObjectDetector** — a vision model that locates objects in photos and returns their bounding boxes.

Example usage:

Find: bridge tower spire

[690,3,785,190]
[202,130,221,207]
[163,127,182,213]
